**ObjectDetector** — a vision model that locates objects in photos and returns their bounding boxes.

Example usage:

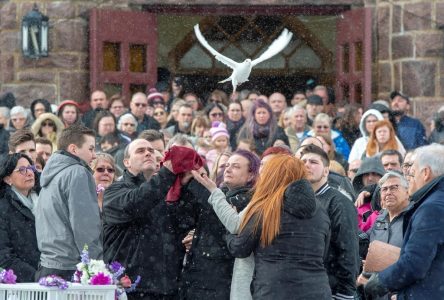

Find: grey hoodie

[35,151,102,270]
[352,156,385,193]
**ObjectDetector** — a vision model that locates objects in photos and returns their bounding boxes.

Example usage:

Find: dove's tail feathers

[218,77,232,84]
[231,78,238,95]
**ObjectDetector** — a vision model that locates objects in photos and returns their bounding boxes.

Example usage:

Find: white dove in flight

[194,24,293,94]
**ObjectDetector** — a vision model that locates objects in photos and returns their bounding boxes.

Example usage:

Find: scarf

[162,146,204,202]
[11,186,38,215]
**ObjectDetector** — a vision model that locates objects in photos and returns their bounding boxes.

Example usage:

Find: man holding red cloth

[102,139,204,300]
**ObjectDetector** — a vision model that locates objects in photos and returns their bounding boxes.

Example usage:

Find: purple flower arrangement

[73,245,141,298]
[0,269,16,284]
[38,275,68,290]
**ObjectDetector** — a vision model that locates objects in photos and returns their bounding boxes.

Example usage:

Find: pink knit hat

[210,121,229,142]
[147,88,164,104]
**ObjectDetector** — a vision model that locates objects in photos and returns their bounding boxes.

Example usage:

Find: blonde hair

[91,153,118,178]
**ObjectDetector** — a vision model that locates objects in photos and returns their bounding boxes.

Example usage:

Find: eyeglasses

[14,165,37,176]
[42,120,55,127]
[122,123,135,127]
[316,125,329,129]
[134,103,147,108]
[210,112,224,118]
[95,167,115,174]
[381,184,400,193]
[154,112,165,116]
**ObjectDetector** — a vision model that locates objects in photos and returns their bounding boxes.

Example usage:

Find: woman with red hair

[366,120,405,158]
[226,154,331,299]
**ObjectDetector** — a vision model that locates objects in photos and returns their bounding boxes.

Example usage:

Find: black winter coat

[226,179,332,300]
[0,125,10,155]
[180,181,252,300]
[316,183,360,297]
[226,117,245,149]
[0,187,40,282]
[102,167,182,296]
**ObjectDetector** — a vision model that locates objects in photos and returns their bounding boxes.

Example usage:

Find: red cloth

[162,146,204,202]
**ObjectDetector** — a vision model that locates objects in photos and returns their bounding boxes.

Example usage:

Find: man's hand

[182,230,195,252]
[356,273,369,286]
[191,170,217,193]
[364,273,389,297]
[355,191,370,207]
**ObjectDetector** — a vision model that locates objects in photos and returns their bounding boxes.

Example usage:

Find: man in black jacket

[102,138,181,300]
[301,144,359,300]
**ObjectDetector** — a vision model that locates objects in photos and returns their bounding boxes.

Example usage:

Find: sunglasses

[122,123,135,127]
[210,112,224,117]
[154,112,165,116]
[42,120,55,127]
[95,167,115,174]
[14,165,37,176]
[134,103,147,108]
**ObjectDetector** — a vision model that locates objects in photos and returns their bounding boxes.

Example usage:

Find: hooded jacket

[31,113,65,150]
[352,156,385,194]
[348,109,384,163]
[226,179,332,300]
[35,151,102,270]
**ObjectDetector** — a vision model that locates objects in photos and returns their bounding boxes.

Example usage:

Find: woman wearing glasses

[31,112,65,151]
[205,102,226,124]
[152,107,169,129]
[91,153,117,212]
[304,113,350,160]
[0,153,40,282]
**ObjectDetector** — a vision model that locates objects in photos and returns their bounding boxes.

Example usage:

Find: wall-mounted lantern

[21,4,49,59]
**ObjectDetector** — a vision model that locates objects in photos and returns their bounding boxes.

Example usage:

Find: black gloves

[364,272,389,297]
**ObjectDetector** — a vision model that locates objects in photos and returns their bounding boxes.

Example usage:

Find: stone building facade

[0,0,443,123]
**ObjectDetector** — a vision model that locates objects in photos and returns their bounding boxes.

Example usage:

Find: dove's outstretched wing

[194,24,239,69]
[251,28,293,67]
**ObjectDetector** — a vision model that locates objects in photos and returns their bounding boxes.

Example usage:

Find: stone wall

[370,0,444,125]
[0,0,130,107]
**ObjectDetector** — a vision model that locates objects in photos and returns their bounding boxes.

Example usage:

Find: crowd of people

[0,79,444,300]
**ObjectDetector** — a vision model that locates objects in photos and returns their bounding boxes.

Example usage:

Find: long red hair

[366,120,398,157]
[239,154,307,247]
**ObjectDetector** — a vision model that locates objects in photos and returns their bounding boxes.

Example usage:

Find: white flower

[81,272,89,285]
[89,260,111,276]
